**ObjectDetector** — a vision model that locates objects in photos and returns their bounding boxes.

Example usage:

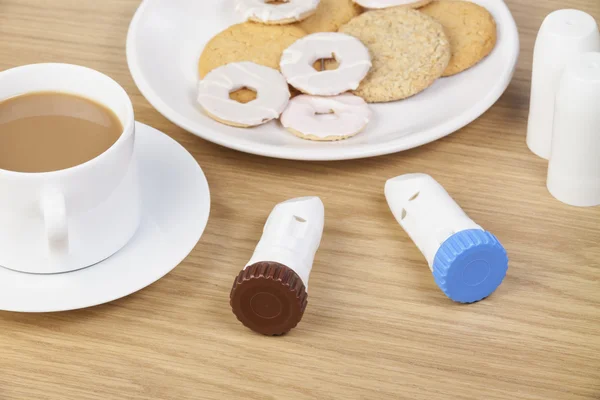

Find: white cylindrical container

[547,52,600,207]
[527,9,600,160]
[230,196,324,335]
[385,174,508,303]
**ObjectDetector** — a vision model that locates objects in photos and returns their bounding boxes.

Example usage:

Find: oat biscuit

[198,22,306,103]
[297,0,363,33]
[339,8,450,102]
[420,0,497,76]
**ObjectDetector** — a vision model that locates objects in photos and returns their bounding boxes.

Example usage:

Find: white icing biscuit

[280,32,372,96]
[280,94,372,141]
[197,62,290,128]
[235,0,320,24]
[351,0,431,9]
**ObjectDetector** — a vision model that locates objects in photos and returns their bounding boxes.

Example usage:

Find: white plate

[126,0,519,161]
[0,122,211,313]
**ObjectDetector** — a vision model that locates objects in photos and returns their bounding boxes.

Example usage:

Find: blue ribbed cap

[432,229,508,303]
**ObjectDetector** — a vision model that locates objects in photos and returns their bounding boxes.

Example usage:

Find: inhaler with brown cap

[230,197,324,336]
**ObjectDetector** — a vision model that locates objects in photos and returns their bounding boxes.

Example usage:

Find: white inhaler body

[230,197,324,336]
[385,174,508,303]
[245,196,324,288]
[547,52,600,207]
[527,9,600,159]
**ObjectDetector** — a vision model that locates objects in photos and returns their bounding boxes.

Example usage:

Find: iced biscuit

[339,7,450,102]
[280,32,372,96]
[281,94,372,141]
[352,0,431,9]
[420,0,497,76]
[235,0,320,25]
[197,62,290,128]
[198,22,307,103]
[297,0,363,33]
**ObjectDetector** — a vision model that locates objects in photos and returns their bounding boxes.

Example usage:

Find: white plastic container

[230,197,324,336]
[385,174,508,303]
[547,52,600,207]
[527,9,600,160]
[245,196,324,288]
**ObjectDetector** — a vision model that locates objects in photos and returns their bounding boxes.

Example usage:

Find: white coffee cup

[0,63,141,274]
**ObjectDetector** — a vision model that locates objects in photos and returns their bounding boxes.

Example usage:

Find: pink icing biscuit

[280,94,372,141]
[351,0,431,9]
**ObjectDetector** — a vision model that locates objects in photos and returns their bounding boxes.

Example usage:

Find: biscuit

[198,62,290,128]
[297,0,363,33]
[339,8,450,102]
[198,22,306,103]
[248,13,315,26]
[287,127,357,141]
[409,0,432,7]
[404,0,432,7]
[281,94,372,141]
[420,1,497,76]
[280,32,372,96]
[351,0,431,9]
[237,0,319,25]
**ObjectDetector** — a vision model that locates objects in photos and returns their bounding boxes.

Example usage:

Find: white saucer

[126,0,519,161]
[0,122,211,313]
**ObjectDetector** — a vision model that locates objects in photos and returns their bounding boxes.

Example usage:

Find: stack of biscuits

[197,0,498,141]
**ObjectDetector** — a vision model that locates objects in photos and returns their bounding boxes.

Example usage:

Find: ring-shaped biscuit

[280,32,372,96]
[197,62,290,128]
[235,0,320,24]
[351,0,431,9]
[280,94,372,141]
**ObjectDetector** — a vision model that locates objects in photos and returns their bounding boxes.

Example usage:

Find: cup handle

[41,189,69,259]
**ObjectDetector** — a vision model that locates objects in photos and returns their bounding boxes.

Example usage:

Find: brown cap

[230,261,308,336]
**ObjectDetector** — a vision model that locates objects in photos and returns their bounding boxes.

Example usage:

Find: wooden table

[1,1,599,399]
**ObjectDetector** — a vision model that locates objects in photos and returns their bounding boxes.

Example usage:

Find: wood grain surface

[1,1,600,399]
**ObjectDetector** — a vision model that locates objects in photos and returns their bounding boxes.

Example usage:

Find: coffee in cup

[0,91,123,173]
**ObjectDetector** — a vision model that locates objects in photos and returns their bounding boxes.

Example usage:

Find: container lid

[230,261,308,336]
[432,229,508,303]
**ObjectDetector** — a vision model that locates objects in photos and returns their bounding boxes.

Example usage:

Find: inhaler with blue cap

[385,174,508,303]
